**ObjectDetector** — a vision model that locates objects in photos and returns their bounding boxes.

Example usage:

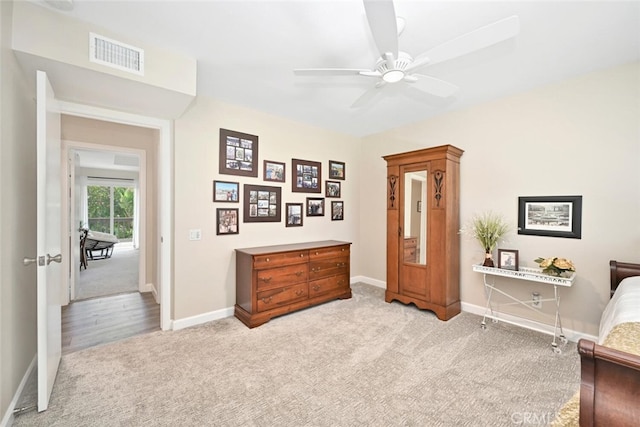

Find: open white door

[36,70,63,411]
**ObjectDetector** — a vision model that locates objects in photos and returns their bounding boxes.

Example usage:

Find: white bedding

[599,275,640,344]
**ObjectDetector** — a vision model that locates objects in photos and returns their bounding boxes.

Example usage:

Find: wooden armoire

[383,145,463,321]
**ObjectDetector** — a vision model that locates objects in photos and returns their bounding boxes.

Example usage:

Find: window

[87,183,135,241]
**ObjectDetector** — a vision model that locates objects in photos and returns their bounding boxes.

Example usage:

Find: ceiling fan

[294,0,519,107]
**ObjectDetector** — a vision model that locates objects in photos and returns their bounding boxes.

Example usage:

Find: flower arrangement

[460,211,509,267]
[534,257,576,276]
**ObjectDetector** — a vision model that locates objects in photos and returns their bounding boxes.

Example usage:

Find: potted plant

[462,211,509,267]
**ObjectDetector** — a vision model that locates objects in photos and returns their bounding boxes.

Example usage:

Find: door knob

[46,253,62,265]
[23,256,45,266]
[23,257,38,266]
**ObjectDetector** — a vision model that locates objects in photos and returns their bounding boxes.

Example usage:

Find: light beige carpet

[14,283,580,426]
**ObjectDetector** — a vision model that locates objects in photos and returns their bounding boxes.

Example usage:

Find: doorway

[58,101,173,332]
[62,128,158,352]
[70,147,144,302]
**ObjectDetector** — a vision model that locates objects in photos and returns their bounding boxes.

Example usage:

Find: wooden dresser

[235,240,351,328]
[403,237,418,263]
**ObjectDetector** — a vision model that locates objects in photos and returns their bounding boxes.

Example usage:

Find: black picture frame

[498,249,519,270]
[285,203,303,227]
[213,180,239,202]
[517,195,582,239]
[216,208,239,235]
[331,201,344,221]
[292,158,322,193]
[325,180,341,198]
[243,184,281,223]
[263,160,285,182]
[306,197,325,216]
[219,128,258,177]
[329,160,345,180]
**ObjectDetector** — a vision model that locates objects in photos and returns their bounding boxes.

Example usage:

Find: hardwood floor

[62,292,160,355]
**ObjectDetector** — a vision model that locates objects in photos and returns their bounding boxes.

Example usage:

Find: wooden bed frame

[577,260,640,426]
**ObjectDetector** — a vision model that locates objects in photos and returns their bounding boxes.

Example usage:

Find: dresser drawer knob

[261,296,273,304]
[295,289,304,296]
[261,277,272,283]
[338,280,344,285]
[341,248,345,252]
[313,285,320,292]
[266,257,270,262]
[315,251,319,255]
[300,253,304,258]
[295,271,303,276]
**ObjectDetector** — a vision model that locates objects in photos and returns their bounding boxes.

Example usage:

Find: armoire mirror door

[399,163,429,299]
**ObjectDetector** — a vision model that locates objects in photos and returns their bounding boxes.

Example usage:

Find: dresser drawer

[404,248,417,263]
[309,274,349,297]
[404,237,417,249]
[256,282,308,312]
[308,245,350,260]
[309,256,349,280]
[257,264,308,291]
[254,250,308,269]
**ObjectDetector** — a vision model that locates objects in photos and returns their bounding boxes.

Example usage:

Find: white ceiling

[39,0,640,137]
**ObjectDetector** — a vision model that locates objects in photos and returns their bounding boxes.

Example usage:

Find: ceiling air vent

[89,32,144,76]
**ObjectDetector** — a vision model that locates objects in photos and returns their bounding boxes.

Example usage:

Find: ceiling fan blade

[408,74,459,98]
[294,68,373,76]
[351,85,384,109]
[363,0,398,57]
[406,15,520,72]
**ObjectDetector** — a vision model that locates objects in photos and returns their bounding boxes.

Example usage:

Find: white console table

[472,264,576,353]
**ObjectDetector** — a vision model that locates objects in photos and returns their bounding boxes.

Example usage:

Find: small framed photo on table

[498,249,519,270]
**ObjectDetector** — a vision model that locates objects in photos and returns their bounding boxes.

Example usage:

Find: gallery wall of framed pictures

[213,128,347,235]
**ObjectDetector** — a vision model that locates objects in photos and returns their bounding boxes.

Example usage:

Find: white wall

[11,1,196,97]
[360,62,640,337]
[173,97,361,321]
[0,1,38,423]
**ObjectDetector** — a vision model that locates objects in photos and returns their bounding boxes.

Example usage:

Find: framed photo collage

[214,129,346,234]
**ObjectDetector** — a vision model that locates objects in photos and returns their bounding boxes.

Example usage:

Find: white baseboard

[169,277,599,343]
[352,275,598,343]
[172,306,235,331]
[142,282,158,303]
[171,276,382,331]
[1,354,36,427]
[461,301,598,343]
[351,275,386,289]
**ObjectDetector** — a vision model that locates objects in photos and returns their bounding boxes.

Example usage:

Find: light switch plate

[189,229,202,241]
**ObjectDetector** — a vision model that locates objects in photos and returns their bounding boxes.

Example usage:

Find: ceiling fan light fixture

[382,69,405,83]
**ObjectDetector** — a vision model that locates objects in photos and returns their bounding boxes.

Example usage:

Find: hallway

[62,291,160,355]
